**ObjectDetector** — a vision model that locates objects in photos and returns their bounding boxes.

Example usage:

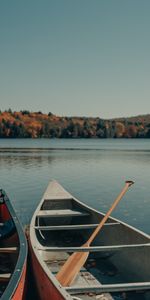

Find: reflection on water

[0,139,150,237]
[0,155,54,168]
[0,137,150,150]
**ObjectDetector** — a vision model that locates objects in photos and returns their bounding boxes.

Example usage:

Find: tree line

[0,110,150,138]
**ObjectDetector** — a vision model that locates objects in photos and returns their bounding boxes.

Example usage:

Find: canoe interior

[32,182,150,300]
[0,189,27,300]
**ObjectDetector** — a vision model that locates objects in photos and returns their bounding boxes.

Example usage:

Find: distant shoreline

[0,110,150,138]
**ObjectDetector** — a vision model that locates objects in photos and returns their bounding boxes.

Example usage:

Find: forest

[0,109,150,138]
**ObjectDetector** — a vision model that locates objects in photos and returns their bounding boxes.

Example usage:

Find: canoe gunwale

[0,189,27,300]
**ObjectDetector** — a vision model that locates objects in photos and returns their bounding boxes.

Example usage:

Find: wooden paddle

[56,180,134,286]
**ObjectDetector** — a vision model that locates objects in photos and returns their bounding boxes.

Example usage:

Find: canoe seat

[0,219,16,240]
[0,273,11,282]
[37,209,90,218]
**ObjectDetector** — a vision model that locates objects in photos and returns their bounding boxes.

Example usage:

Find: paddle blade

[56,250,89,286]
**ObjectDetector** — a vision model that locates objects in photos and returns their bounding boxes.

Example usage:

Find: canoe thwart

[38,243,150,252]
[34,222,120,231]
[66,281,150,293]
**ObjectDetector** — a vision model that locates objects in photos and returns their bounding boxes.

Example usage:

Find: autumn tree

[115,122,125,138]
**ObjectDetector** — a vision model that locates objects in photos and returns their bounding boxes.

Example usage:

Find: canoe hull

[12,262,27,300]
[0,190,27,300]
[29,239,65,300]
[29,180,150,299]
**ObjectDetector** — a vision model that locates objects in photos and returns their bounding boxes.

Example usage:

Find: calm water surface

[0,138,150,235]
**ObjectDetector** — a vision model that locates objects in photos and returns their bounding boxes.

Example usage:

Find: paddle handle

[87,180,134,246]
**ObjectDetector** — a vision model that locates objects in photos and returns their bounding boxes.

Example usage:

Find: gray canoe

[29,180,150,300]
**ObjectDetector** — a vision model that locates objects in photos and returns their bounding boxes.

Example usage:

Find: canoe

[29,180,150,300]
[0,189,27,300]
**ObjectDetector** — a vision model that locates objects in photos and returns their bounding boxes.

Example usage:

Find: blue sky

[0,0,150,118]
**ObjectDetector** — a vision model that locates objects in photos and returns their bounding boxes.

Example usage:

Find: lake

[0,138,150,235]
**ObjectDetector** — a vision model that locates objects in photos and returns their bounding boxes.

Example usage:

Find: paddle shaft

[56,180,134,286]
[87,180,134,246]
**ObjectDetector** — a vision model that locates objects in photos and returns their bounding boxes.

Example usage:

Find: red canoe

[29,180,150,300]
[29,181,114,300]
[0,189,27,300]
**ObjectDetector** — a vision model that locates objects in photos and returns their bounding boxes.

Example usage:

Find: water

[0,138,150,236]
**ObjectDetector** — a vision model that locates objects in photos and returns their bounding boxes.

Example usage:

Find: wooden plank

[0,247,18,253]
[39,243,150,252]
[35,222,120,231]
[0,273,11,282]
[71,271,101,288]
[37,209,89,218]
[45,257,101,287]
[66,281,150,293]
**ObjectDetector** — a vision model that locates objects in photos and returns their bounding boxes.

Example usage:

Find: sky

[0,0,150,118]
